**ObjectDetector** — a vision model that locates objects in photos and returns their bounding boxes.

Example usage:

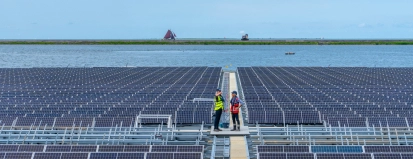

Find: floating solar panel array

[0,67,221,127]
[0,145,203,159]
[257,145,413,159]
[238,67,413,126]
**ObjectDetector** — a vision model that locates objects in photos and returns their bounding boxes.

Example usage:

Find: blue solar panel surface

[0,67,221,126]
[238,67,413,126]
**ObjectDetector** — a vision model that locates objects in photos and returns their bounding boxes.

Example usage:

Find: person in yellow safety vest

[213,88,225,132]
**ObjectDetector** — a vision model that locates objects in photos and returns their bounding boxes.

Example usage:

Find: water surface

[1,45,412,70]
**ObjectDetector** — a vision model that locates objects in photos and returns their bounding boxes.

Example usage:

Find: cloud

[358,23,366,28]
[240,31,245,34]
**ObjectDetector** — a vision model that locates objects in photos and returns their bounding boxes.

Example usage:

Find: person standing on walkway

[230,91,243,131]
[214,88,225,132]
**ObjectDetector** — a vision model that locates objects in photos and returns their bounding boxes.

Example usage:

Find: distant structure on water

[241,34,249,41]
[163,29,177,40]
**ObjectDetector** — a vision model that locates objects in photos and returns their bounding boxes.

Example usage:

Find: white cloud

[240,31,245,34]
[358,23,366,27]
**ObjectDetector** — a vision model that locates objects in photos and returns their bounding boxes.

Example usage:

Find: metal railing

[0,123,208,145]
[250,125,413,146]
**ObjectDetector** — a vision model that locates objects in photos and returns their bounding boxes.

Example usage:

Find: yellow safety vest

[214,96,224,111]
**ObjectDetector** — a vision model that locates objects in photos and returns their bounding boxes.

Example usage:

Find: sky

[0,0,412,39]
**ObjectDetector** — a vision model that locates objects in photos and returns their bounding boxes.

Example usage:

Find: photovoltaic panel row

[258,146,363,153]
[257,146,310,153]
[0,67,221,125]
[258,146,413,153]
[44,145,97,152]
[364,146,413,153]
[0,145,202,153]
[0,152,202,159]
[145,153,202,159]
[248,110,322,124]
[98,145,203,152]
[89,152,202,159]
[258,153,314,159]
[2,153,33,159]
[316,153,372,159]
[151,145,203,152]
[6,115,212,127]
[0,145,44,152]
[311,146,363,153]
[372,153,413,159]
[238,67,413,125]
[258,153,413,159]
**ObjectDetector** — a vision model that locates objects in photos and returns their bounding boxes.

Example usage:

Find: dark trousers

[232,113,240,125]
[214,109,222,129]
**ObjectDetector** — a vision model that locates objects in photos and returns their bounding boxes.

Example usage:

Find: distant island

[1,39,413,45]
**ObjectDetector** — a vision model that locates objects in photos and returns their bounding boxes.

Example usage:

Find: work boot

[237,126,241,131]
[213,129,220,132]
[230,125,237,131]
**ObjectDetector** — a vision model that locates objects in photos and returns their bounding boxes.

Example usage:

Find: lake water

[1,45,413,70]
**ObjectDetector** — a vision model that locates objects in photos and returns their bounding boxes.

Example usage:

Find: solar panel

[346,117,367,127]
[317,153,345,159]
[15,117,36,126]
[328,117,348,127]
[0,67,221,125]
[0,153,5,159]
[35,117,55,127]
[33,153,61,159]
[73,118,93,127]
[4,152,33,159]
[146,153,174,159]
[284,111,302,124]
[60,153,88,159]
[0,145,19,152]
[18,145,44,152]
[173,153,202,159]
[343,153,372,159]
[311,146,337,153]
[95,117,114,127]
[98,145,124,152]
[71,146,97,152]
[336,146,363,153]
[258,153,286,159]
[390,146,413,152]
[265,111,284,124]
[284,146,310,152]
[301,111,321,124]
[364,146,391,153]
[386,118,407,127]
[89,153,118,159]
[401,154,413,159]
[406,118,413,127]
[176,146,203,152]
[286,153,314,159]
[373,153,402,159]
[123,145,150,152]
[257,146,284,153]
[45,145,71,152]
[116,153,145,159]
[54,118,75,127]
[151,146,177,152]
[238,67,413,125]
